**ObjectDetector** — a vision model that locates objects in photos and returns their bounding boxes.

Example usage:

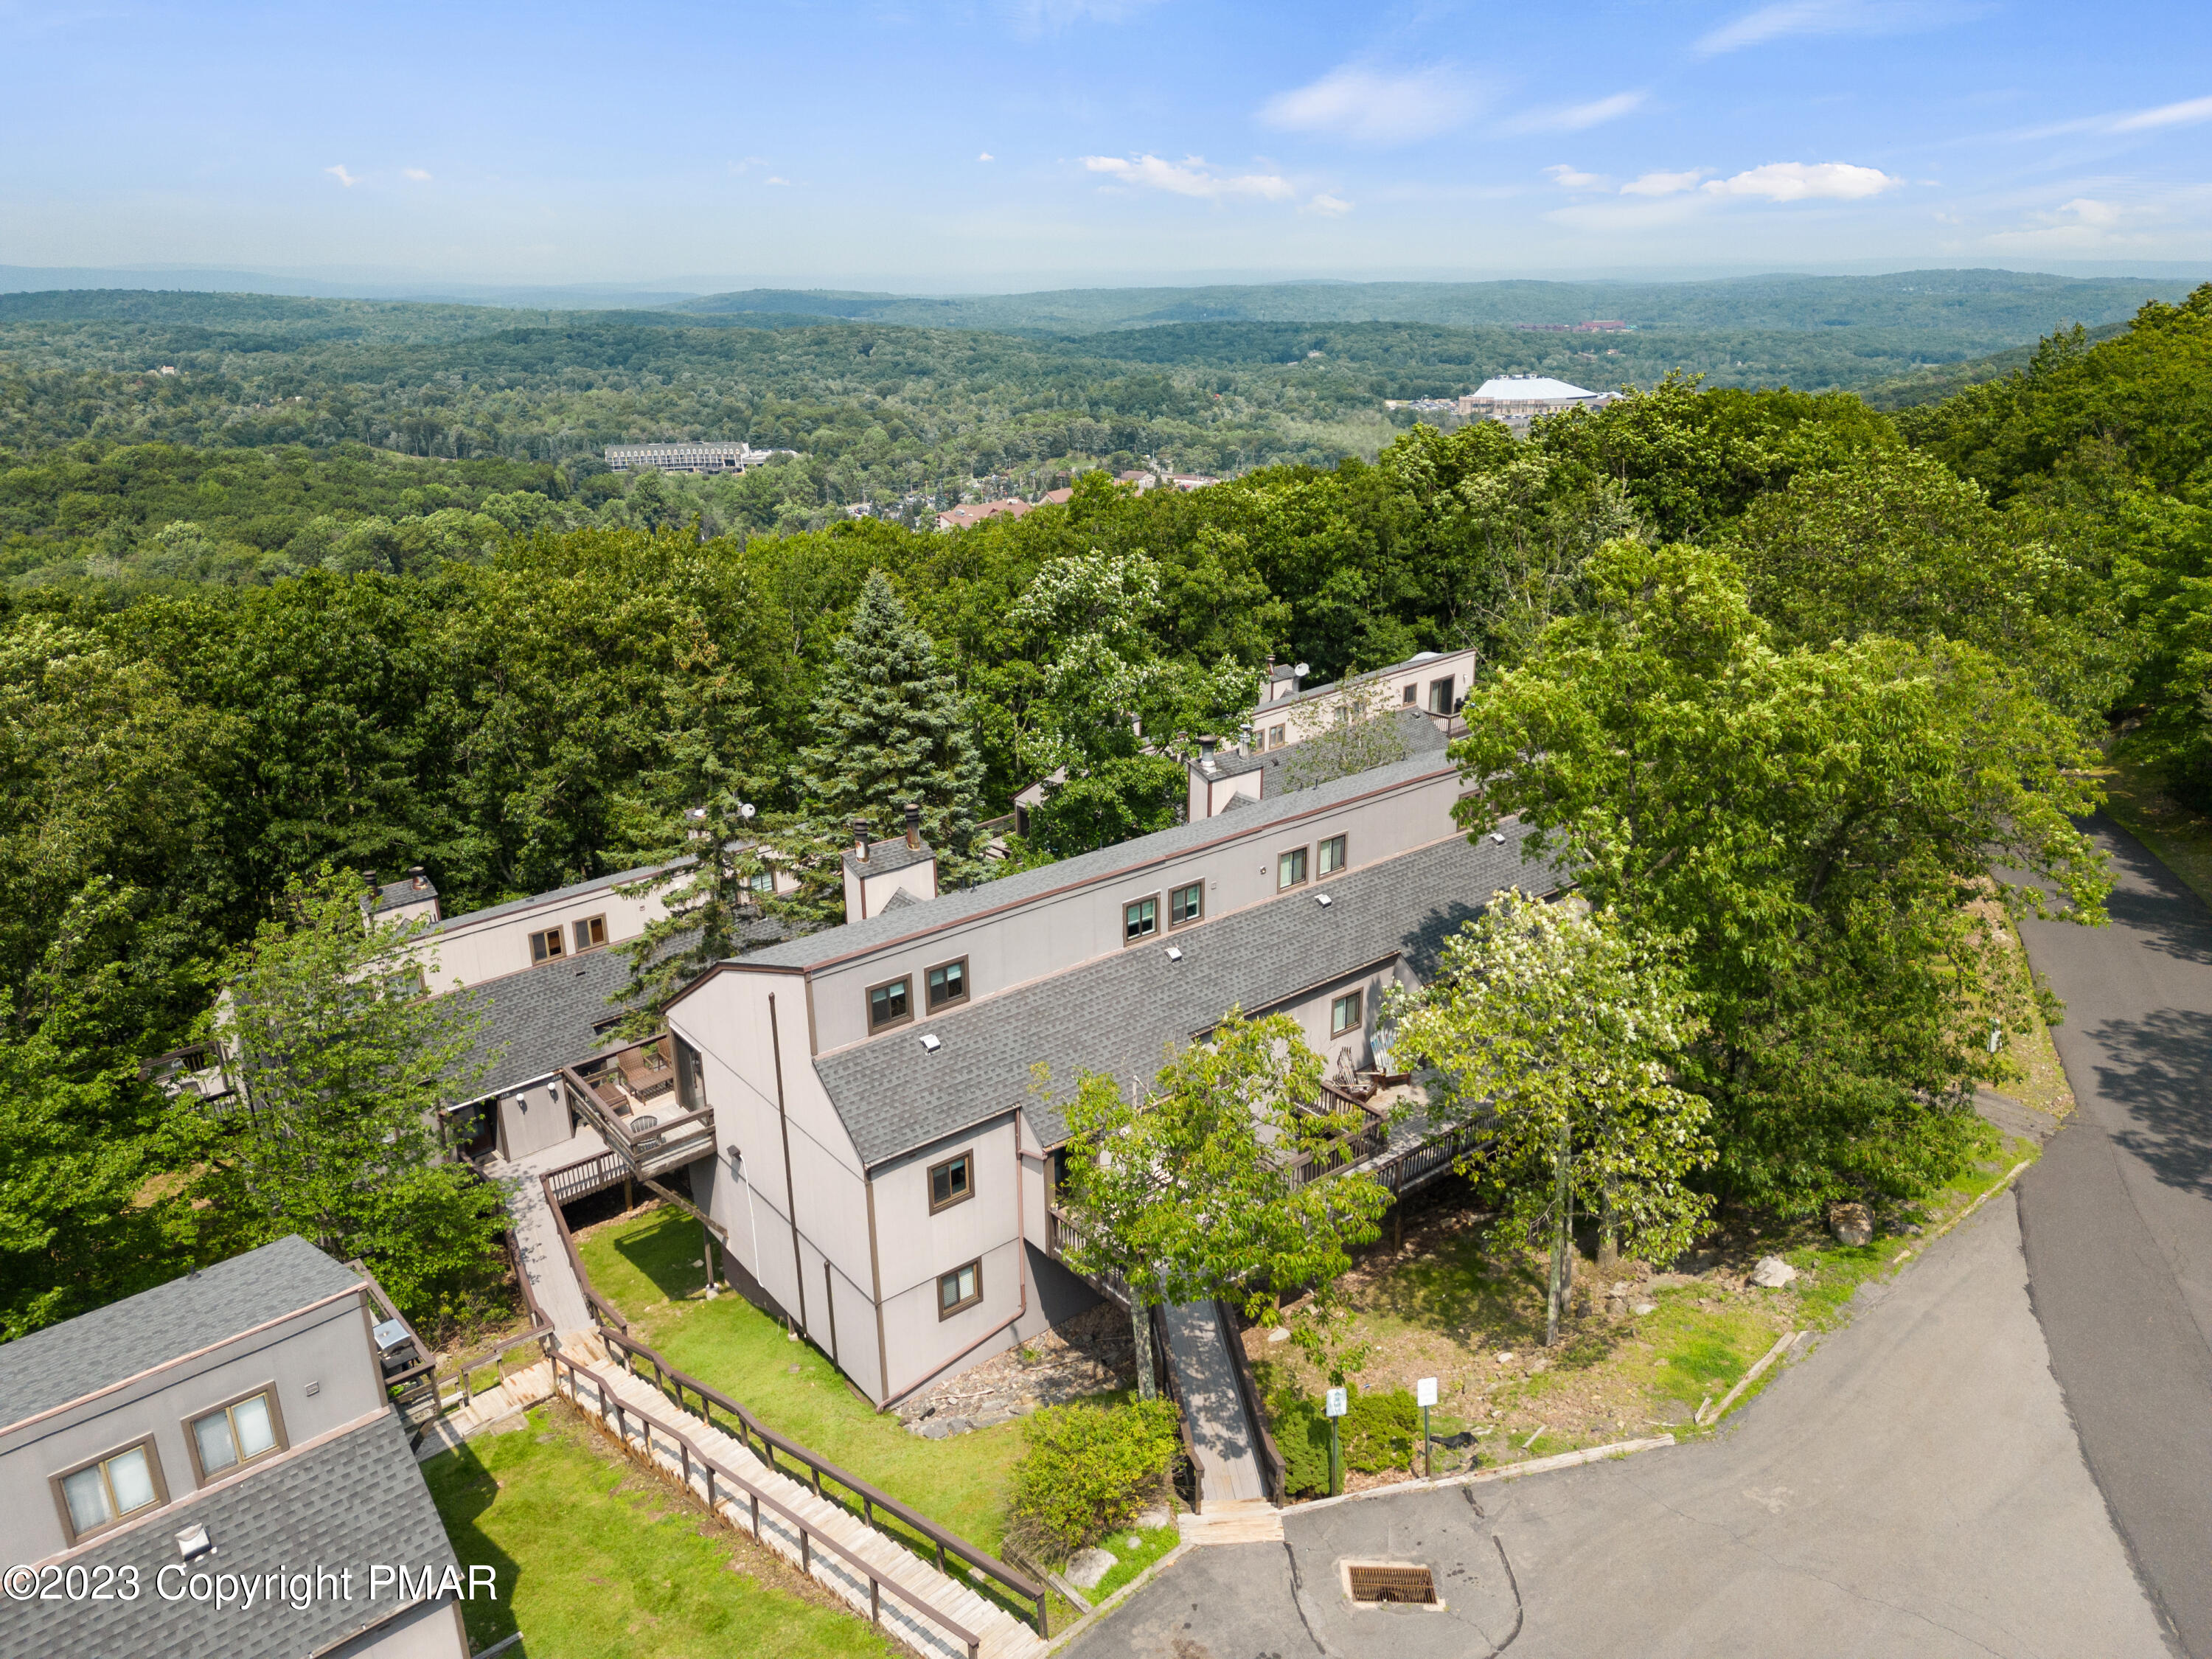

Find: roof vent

[1490,832,1506,844]
[919,1033,942,1054]
[175,1523,215,1562]
[1315,893,1333,908]
[1164,946,1183,962]
[1198,735,1218,774]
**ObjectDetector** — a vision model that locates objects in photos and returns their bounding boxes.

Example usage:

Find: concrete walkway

[1068,1192,2169,1659]
[490,1132,605,1337]
[1160,1301,1266,1505]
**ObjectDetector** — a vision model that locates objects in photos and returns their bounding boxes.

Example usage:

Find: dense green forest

[2,279,2208,1343]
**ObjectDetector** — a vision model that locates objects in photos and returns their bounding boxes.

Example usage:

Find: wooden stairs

[1178,1498,1284,1545]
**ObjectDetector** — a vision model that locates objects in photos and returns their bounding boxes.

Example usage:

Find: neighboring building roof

[937,498,1034,531]
[0,1237,361,1430]
[427,859,674,936]
[1211,706,1449,785]
[1254,647,1462,719]
[1042,487,1074,505]
[368,870,438,914]
[880,887,925,913]
[814,823,1558,1166]
[738,752,1461,974]
[842,838,936,878]
[0,1414,456,1659]
[1472,375,1598,400]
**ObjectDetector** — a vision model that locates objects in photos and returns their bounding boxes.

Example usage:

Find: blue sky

[3,0,2207,288]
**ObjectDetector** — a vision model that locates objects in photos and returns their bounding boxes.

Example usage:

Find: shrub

[1266,1383,1419,1496]
[1005,1398,1183,1563]
[1270,1388,1331,1498]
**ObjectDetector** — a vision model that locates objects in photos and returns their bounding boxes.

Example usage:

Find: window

[938,1259,983,1318]
[55,1439,165,1542]
[1427,675,1455,714]
[867,975,913,1032]
[747,870,774,895]
[1332,990,1364,1037]
[925,958,969,1011]
[189,1388,284,1482]
[1278,847,1309,890]
[930,1150,973,1212]
[674,1033,704,1112]
[1169,881,1204,927]
[529,926,565,965]
[1124,895,1159,943]
[1318,835,1347,876]
[1267,723,1287,749]
[571,914,607,953]
[1402,684,1417,705]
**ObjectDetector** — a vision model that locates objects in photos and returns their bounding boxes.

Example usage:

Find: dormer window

[529,926,566,965]
[868,975,913,1032]
[55,1439,166,1542]
[571,915,608,953]
[189,1388,285,1482]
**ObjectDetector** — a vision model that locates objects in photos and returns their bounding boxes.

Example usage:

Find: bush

[1266,1384,1419,1497]
[1005,1398,1183,1563]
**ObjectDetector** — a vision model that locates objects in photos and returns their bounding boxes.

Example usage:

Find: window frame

[1122,893,1161,945]
[1168,880,1205,928]
[936,1257,984,1319]
[925,956,970,1012]
[1277,846,1310,891]
[184,1382,289,1486]
[1427,675,1455,714]
[1318,834,1348,877]
[1402,684,1417,705]
[928,1149,975,1214]
[528,925,566,966]
[51,1435,169,1545]
[1267,723,1287,749]
[866,974,914,1034]
[1331,988,1365,1037]
[571,914,608,953]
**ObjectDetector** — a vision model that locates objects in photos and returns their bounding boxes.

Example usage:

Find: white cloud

[403,167,431,182]
[1008,0,1161,33]
[1509,91,1646,134]
[1621,169,1705,196]
[1304,192,1354,216]
[1082,153,1295,201]
[324,164,357,187]
[1257,63,1483,145]
[1701,161,1901,201]
[978,152,995,162]
[765,176,793,187]
[1697,0,1981,55]
[1544,164,1607,191]
[2111,94,2212,132]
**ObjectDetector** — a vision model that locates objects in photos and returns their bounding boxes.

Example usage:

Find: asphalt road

[1068,1191,2168,1659]
[2016,814,2212,1658]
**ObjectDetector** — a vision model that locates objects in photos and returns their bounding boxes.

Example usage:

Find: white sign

[1416,1377,1439,1408]
[1324,1387,1349,1418]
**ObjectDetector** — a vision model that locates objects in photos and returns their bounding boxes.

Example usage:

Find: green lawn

[573,1208,1031,1562]
[422,1405,896,1659]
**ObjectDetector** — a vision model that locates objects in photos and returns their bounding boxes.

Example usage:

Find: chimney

[1198,735,1218,773]
[904,803,922,850]
[852,818,870,862]
[408,865,427,891]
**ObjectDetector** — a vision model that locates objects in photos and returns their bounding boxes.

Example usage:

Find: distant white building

[1457,376,1618,432]
[604,442,790,474]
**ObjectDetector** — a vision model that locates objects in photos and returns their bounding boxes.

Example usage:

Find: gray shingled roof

[428,858,675,934]
[844,838,936,877]
[368,871,438,914]
[742,751,1461,973]
[0,1237,361,1430]
[1208,705,1447,785]
[0,1413,458,1659]
[815,824,1558,1167]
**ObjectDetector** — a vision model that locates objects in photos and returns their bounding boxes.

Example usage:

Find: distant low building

[936,498,1036,532]
[604,442,789,474]
[1457,375,1618,432]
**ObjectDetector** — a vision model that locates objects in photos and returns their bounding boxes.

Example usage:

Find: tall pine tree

[798,571,988,882]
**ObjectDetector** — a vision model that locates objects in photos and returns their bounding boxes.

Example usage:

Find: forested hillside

[1,280,2206,1349]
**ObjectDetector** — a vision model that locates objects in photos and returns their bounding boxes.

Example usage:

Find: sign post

[1324,1386,1348,1497]
[1416,1377,1438,1478]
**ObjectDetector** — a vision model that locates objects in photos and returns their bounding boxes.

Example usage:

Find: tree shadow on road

[2086,1005,2212,1200]
[2091,816,2212,968]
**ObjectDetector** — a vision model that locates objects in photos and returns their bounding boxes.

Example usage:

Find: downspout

[768,992,810,1332]
[866,1178,890,1406]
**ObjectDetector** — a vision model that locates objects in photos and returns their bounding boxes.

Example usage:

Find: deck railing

[538,1161,631,1333]
[552,1352,988,1659]
[596,1326,1049,1636]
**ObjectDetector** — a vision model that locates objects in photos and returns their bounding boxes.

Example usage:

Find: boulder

[1133,1506,1170,1530]
[1750,1256,1798,1288]
[1828,1202,1874,1247]
[1632,1301,1658,1316]
[1065,1548,1118,1590]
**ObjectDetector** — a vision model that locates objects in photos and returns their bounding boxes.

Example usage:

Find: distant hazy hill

[672,270,2195,348]
[1854,319,2138,410]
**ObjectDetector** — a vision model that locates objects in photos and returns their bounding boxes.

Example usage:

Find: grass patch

[1082,1525,1180,1604]
[574,1207,1038,1564]
[421,1403,896,1659]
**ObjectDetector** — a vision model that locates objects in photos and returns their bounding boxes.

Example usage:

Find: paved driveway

[1067,1192,2169,1658]
[2016,815,2212,1656]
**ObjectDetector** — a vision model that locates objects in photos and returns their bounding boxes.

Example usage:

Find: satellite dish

[739,802,757,820]
[1294,662,1311,678]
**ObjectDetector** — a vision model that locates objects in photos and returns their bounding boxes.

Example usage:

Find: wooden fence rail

[552,1352,986,1659]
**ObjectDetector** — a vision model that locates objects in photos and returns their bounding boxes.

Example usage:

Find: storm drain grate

[1348,1565,1438,1604]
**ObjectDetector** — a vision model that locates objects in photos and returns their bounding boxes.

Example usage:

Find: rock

[1495,1352,1514,1363]
[1065,1548,1118,1590]
[1828,1202,1874,1247]
[1266,1327,1292,1343]
[1133,1506,1170,1530]
[1632,1302,1658,1315]
[1750,1256,1798,1288]
[919,1416,972,1440]
[1123,1535,1143,1551]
